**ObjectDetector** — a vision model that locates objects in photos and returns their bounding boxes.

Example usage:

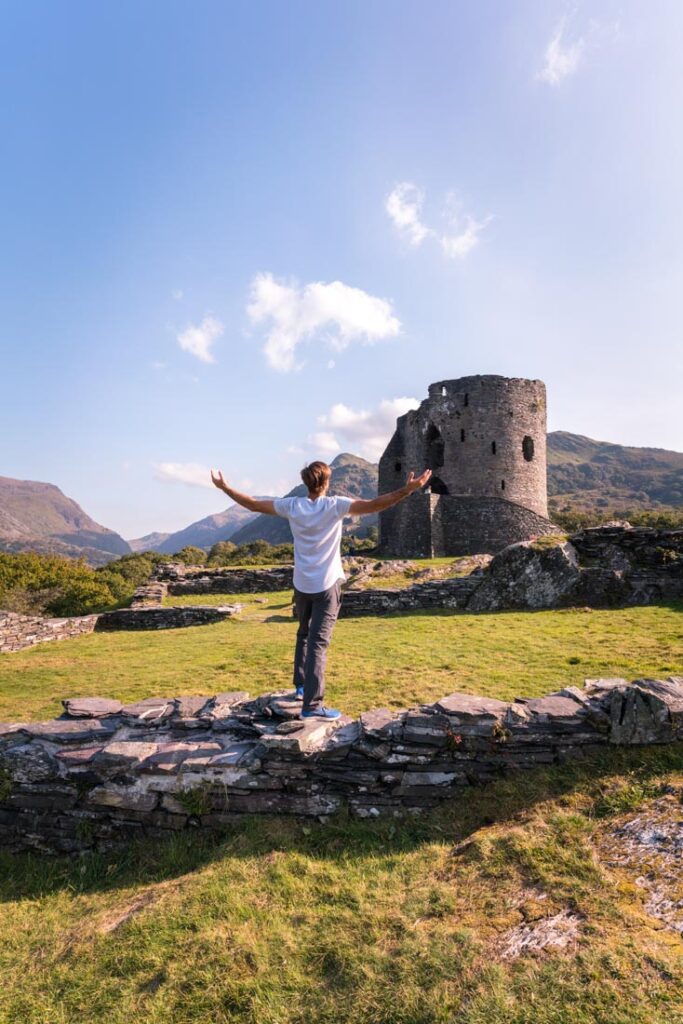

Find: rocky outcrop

[467,540,580,612]
[1,676,682,854]
[467,527,683,612]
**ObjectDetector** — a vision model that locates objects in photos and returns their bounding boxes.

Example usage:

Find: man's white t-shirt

[274,495,354,594]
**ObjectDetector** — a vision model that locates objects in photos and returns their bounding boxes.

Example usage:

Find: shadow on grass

[2,742,682,904]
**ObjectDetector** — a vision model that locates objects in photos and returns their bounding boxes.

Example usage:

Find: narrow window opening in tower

[394,461,402,473]
[430,475,449,495]
[522,436,535,462]
[464,393,469,406]
[461,429,465,442]
[501,479,505,490]
[425,422,445,468]
[491,441,496,455]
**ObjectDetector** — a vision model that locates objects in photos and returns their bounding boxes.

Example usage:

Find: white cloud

[154,462,213,489]
[247,272,401,373]
[177,316,223,363]
[308,431,342,456]
[310,396,420,461]
[385,183,432,246]
[537,18,585,85]
[440,191,495,258]
[386,182,491,260]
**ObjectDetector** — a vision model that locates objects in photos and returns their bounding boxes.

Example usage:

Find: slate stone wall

[94,606,241,632]
[0,605,242,653]
[1,677,682,854]
[156,564,294,594]
[0,612,98,653]
[378,375,552,556]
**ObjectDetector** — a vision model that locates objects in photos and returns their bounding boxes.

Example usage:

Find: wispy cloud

[300,396,420,462]
[385,183,432,246]
[154,462,213,488]
[386,182,491,260]
[537,18,585,85]
[177,316,223,363]
[153,462,256,495]
[247,272,401,373]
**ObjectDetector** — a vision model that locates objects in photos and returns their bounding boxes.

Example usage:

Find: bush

[205,540,294,566]
[0,550,166,617]
[172,546,208,566]
[550,506,683,532]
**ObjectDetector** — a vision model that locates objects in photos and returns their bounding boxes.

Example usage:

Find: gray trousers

[293,579,342,711]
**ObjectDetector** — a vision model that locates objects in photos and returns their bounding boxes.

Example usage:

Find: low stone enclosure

[1,676,682,854]
[0,605,242,654]
[151,525,683,615]
[1,526,681,654]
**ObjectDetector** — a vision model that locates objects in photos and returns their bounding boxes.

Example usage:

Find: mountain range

[2,434,682,563]
[0,476,131,566]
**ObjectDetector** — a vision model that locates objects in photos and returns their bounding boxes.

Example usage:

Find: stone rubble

[1,676,682,855]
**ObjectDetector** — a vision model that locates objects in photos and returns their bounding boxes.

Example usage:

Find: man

[211,461,432,719]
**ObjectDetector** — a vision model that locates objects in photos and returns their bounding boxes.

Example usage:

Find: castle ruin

[378,375,559,556]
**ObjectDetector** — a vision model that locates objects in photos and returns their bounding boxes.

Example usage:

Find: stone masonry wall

[156,564,294,595]
[0,611,98,653]
[0,604,242,653]
[1,677,682,854]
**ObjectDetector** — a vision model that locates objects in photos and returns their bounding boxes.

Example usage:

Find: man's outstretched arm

[348,469,432,516]
[210,469,276,515]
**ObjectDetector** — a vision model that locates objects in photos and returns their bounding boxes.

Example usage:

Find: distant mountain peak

[0,476,131,565]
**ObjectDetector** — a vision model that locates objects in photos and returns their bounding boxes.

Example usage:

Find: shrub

[172,546,208,566]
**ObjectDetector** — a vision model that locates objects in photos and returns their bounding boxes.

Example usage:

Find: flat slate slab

[62,697,124,718]
[434,693,510,719]
[20,719,117,742]
[122,698,176,723]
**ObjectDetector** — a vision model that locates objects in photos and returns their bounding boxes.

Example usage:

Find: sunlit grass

[1,597,683,1021]
[1,745,683,1023]
[1,594,681,721]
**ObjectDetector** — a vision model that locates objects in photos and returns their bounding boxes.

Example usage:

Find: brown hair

[301,461,331,496]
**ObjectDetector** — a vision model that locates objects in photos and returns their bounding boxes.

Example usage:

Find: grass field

[1,594,681,722]
[1,602,682,1023]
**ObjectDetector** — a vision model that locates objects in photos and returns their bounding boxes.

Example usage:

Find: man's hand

[211,469,228,492]
[210,468,276,516]
[405,468,432,494]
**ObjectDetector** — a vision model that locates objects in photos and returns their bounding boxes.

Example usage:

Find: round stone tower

[378,375,554,556]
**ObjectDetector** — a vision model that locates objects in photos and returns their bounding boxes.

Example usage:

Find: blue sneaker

[282,687,304,701]
[301,706,341,719]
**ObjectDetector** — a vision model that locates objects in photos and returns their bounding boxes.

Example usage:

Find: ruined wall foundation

[1,677,682,855]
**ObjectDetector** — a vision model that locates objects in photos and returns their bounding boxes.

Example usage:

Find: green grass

[1,746,683,1023]
[1,605,683,1021]
[1,596,681,722]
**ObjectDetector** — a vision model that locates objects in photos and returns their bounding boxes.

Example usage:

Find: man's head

[301,460,331,497]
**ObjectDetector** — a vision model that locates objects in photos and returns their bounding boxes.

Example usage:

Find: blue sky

[1,1,681,538]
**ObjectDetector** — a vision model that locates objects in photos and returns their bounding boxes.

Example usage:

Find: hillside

[0,477,130,565]
[547,431,683,510]
[129,503,261,554]
[229,452,379,545]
